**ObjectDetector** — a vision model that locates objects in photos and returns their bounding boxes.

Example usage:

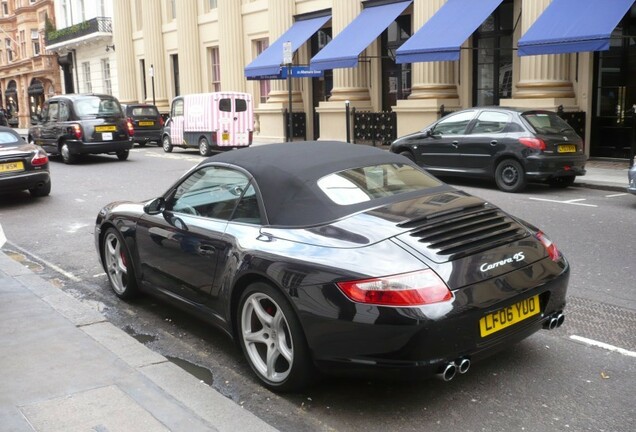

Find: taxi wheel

[199,137,212,157]
[60,143,77,164]
[162,135,173,153]
[237,282,314,392]
[117,150,129,161]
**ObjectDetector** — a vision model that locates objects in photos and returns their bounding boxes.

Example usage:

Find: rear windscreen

[219,98,248,112]
[219,99,231,112]
[235,99,247,112]
[0,131,19,146]
[522,112,574,134]
[131,107,159,116]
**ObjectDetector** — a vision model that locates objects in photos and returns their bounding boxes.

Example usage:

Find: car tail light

[336,269,453,306]
[159,116,165,127]
[70,123,83,140]
[31,151,49,166]
[535,231,560,261]
[519,137,546,151]
[126,118,134,136]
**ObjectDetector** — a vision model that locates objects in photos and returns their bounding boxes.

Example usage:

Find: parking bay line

[605,193,627,198]
[570,335,636,358]
[528,197,598,207]
[6,240,82,282]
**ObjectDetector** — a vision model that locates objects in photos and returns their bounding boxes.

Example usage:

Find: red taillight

[126,118,134,136]
[211,131,217,143]
[31,151,49,166]
[159,116,165,127]
[535,231,560,261]
[336,270,453,306]
[519,137,546,151]
[71,124,83,140]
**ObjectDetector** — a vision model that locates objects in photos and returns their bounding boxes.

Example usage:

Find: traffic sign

[283,41,293,65]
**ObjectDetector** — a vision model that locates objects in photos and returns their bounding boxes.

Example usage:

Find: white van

[162,92,254,156]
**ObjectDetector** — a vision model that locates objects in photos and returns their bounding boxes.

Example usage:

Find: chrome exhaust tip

[457,358,471,374]
[556,313,565,328]
[436,362,457,381]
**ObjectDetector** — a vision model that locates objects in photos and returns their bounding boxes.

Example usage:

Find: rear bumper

[66,139,133,154]
[132,129,162,143]
[0,170,50,193]
[524,154,587,181]
[298,256,569,379]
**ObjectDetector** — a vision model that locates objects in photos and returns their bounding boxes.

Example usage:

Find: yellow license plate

[95,125,117,132]
[0,161,24,173]
[558,144,576,153]
[138,121,154,126]
[479,295,540,337]
[222,132,230,141]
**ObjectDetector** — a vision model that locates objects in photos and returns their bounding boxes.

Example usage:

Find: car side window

[59,102,70,122]
[40,102,49,121]
[48,102,59,122]
[230,183,261,224]
[172,99,184,117]
[469,111,510,134]
[433,111,476,136]
[169,166,252,221]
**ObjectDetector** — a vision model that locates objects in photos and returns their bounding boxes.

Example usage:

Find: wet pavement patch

[166,355,214,386]
[5,250,44,272]
[123,325,158,344]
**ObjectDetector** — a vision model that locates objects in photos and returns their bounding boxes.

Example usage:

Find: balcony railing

[45,17,112,46]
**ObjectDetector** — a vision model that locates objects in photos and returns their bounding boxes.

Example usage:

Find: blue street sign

[246,66,323,80]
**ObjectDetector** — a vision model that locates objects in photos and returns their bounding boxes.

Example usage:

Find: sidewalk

[0,251,278,432]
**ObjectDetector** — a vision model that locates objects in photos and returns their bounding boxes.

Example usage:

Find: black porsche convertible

[95,141,569,391]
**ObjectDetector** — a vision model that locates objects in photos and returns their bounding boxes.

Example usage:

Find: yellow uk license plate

[138,121,154,126]
[479,295,540,337]
[222,132,230,141]
[558,144,576,153]
[95,125,117,132]
[0,161,24,173]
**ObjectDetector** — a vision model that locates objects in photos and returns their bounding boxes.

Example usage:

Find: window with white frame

[209,47,221,92]
[19,30,26,58]
[31,29,40,56]
[205,0,217,13]
[101,59,112,95]
[255,39,270,103]
[82,61,92,93]
[167,0,176,20]
[1,1,8,16]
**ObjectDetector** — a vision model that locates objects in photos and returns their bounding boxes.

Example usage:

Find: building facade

[112,0,636,160]
[45,0,117,98]
[0,0,59,128]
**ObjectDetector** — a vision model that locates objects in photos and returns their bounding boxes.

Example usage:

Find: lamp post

[149,64,156,106]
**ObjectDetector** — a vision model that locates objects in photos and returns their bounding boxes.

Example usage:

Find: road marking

[570,335,636,358]
[6,241,81,282]
[93,273,106,278]
[0,223,5,248]
[605,193,627,198]
[528,197,598,207]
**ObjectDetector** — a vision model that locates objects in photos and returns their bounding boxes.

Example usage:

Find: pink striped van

[162,92,254,156]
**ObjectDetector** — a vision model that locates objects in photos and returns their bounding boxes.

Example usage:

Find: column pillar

[141,0,169,110]
[317,0,372,141]
[393,0,460,136]
[112,0,136,104]
[501,0,575,110]
[218,0,246,92]
[254,0,302,142]
[176,0,202,94]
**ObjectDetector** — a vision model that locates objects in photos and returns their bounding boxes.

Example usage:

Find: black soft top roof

[203,141,441,227]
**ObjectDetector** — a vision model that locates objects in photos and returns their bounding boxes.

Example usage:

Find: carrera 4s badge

[480,252,525,272]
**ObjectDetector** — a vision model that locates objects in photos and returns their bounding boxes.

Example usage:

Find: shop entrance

[591,7,636,159]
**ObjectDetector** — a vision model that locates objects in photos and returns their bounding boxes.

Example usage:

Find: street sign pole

[283,41,293,142]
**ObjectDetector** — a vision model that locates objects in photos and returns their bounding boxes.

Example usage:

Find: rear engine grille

[399,204,529,262]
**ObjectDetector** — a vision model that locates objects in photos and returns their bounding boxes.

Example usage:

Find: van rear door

[215,93,252,147]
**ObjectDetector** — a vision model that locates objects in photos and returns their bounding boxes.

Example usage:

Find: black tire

[495,159,527,192]
[29,179,51,197]
[138,141,146,147]
[399,150,415,162]
[199,136,212,157]
[548,176,576,189]
[102,228,139,299]
[116,149,129,161]
[162,135,173,153]
[237,282,314,392]
[60,142,77,164]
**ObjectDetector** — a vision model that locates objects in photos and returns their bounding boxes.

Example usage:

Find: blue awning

[245,15,331,79]
[518,0,635,56]
[310,1,412,70]
[395,0,504,63]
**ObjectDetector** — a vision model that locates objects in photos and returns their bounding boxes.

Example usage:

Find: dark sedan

[122,103,163,146]
[95,141,569,391]
[390,107,586,192]
[0,127,50,197]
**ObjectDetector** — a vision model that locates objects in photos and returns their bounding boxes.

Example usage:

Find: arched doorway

[5,80,18,127]
[28,79,45,124]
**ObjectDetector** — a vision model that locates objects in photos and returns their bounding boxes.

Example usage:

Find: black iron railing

[352,109,396,146]
[284,110,307,141]
[45,17,112,45]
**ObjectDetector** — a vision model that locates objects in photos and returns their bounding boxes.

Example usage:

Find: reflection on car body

[95,141,569,392]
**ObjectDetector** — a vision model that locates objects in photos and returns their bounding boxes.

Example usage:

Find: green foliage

[46,20,91,42]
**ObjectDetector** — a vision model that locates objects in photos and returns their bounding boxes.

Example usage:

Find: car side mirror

[144,197,166,215]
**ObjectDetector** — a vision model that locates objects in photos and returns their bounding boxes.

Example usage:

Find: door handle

[490,140,498,146]
[198,245,216,256]
[451,141,459,148]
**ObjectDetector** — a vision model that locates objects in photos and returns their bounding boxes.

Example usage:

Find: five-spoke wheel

[103,228,138,299]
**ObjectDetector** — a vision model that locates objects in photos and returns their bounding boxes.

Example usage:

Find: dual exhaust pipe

[543,311,565,330]
[436,357,471,382]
